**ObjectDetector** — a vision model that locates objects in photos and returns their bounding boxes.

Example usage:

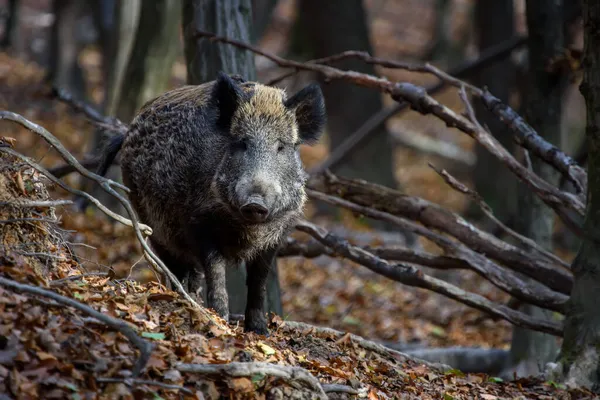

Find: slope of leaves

[0,146,593,400]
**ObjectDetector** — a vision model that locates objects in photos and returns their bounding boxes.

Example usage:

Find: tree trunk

[1,0,19,50]
[471,0,518,226]
[294,0,412,240]
[47,0,88,102]
[79,0,141,214]
[116,0,182,122]
[555,0,600,392]
[504,0,568,379]
[295,0,395,190]
[181,0,283,318]
[251,0,278,43]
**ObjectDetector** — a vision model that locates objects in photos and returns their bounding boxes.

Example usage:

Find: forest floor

[0,42,594,399]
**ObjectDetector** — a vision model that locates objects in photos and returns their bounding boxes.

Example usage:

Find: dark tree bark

[1,0,19,50]
[295,0,397,193]
[505,0,569,379]
[116,0,181,122]
[471,0,518,226]
[47,0,88,102]
[181,0,283,318]
[555,0,600,392]
[251,0,278,42]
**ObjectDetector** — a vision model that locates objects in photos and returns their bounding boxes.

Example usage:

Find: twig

[194,32,584,228]
[429,163,570,269]
[176,362,328,399]
[50,272,111,286]
[0,111,129,192]
[96,377,194,396]
[322,384,360,394]
[0,276,153,376]
[51,87,128,134]
[296,220,563,336]
[2,147,152,236]
[48,158,119,179]
[307,187,568,311]
[309,172,573,295]
[279,237,469,270]
[0,199,73,208]
[275,37,526,173]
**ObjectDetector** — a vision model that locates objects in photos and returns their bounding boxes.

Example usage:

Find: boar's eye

[277,142,285,152]
[232,138,248,152]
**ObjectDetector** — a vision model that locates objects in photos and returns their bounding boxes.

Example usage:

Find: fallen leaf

[229,377,254,393]
[257,342,276,356]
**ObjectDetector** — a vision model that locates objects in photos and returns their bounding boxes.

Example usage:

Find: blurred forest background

[0,0,590,386]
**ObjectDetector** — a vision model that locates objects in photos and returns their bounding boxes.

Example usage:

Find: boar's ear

[284,83,326,145]
[212,72,246,130]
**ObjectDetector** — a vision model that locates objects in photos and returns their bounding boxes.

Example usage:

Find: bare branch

[429,163,570,269]
[309,173,573,295]
[0,111,129,193]
[51,87,128,134]
[0,276,153,376]
[1,148,153,236]
[295,220,563,336]
[0,199,73,208]
[307,186,569,311]
[279,237,469,270]
[176,362,328,399]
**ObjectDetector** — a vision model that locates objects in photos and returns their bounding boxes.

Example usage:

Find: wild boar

[95,72,326,334]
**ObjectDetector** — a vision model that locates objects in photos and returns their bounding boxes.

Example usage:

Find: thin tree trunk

[251,0,278,43]
[556,0,600,392]
[181,0,283,317]
[47,0,88,102]
[471,0,518,227]
[78,0,140,215]
[1,0,19,50]
[504,0,568,379]
[116,0,181,122]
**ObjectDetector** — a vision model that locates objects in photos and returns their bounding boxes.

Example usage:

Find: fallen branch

[0,199,73,208]
[2,147,152,236]
[296,220,563,336]
[309,172,573,295]
[0,276,153,376]
[176,362,328,399]
[429,163,569,269]
[401,347,510,374]
[96,377,194,396]
[279,237,470,270]
[307,188,569,312]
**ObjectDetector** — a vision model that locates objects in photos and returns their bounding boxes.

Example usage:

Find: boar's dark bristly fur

[100,72,326,334]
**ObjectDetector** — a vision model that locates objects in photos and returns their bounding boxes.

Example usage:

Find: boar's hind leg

[200,253,230,322]
[244,246,278,335]
[150,240,191,292]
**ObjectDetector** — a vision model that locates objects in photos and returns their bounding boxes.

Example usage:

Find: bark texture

[556,0,600,392]
[295,0,397,191]
[181,0,282,317]
[505,0,568,379]
[471,0,518,225]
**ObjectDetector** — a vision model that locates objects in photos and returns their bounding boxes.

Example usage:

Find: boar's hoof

[244,311,269,335]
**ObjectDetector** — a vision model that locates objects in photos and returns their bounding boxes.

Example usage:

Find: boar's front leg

[244,246,278,335]
[198,252,230,322]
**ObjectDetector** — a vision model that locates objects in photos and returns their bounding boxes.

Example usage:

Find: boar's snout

[240,195,270,223]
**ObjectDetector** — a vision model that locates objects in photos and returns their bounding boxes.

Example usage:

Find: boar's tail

[73,132,125,212]
[95,132,125,178]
